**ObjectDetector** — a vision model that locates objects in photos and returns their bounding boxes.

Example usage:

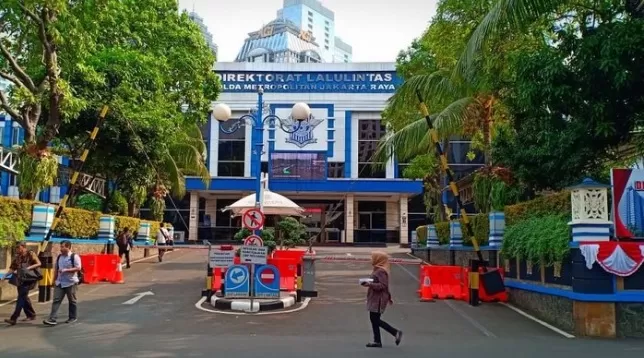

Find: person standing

[156,226,170,262]
[2,242,41,325]
[117,227,133,269]
[43,240,82,326]
[361,251,403,348]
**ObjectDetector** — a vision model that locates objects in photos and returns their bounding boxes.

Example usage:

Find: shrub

[0,197,160,239]
[0,216,28,248]
[502,214,570,265]
[433,213,489,246]
[435,221,450,244]
[504,191,570,226]
[234,227,277,252]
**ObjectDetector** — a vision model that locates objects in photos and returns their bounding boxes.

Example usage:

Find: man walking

[156,226,170,262]
[2,242,41,325]
[44,240,81,326]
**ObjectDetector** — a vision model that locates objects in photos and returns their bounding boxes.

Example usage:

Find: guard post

[468,259,483,307]
[300,255,318,299]
[203,240,213,299]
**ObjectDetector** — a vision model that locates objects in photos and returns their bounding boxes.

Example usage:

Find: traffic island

[210,292,297,313]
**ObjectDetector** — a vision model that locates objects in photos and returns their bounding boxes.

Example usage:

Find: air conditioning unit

[173,231,185,243]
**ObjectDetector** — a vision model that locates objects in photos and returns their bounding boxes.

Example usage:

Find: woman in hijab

[361,251,403,348]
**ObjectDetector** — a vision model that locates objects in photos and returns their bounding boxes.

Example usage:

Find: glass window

[327,162,344,178]
[11,127,20,146]
[217,162,245,177]
[0,126,3,145]
[218,119,246,177]
[358,120,387,178]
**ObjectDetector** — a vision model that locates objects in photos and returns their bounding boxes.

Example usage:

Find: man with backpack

[43,240,82,326]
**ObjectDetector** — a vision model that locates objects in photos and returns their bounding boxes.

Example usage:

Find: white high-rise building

[276,0,353,63]
[188,11,218,57]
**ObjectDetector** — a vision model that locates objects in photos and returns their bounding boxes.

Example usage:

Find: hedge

[0,197,160,239]
[504,191,570,226]
[434,213,489,246]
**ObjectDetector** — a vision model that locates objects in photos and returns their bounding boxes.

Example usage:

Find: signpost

[240,246,268,265]
[224,265,250,298]
[209,249,235,268]
[242,209,265,231]
[243,235,264,247]
[254,264,280,298]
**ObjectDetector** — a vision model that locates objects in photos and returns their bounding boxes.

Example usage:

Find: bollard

[37,252,54,303]
[295,263,302,302]
[204,264,213,299]
[300,256,318,298]
[468,259,481,307]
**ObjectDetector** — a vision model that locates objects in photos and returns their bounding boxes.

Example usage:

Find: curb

[210,295,296,313]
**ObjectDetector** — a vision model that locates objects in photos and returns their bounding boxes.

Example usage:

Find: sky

[178,0,438,62]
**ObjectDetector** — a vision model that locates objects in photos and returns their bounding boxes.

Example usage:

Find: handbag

[19,265,43,283]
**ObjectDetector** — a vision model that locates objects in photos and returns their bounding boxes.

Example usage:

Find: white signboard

[209,249,235,268]
[240,246,268,265]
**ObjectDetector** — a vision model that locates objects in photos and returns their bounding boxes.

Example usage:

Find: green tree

[401,154,444,221]
[458,0,644,77]
[0,1,94,198]
[492,17,644,190]
[375,0,543,167]
[56,0,218,215]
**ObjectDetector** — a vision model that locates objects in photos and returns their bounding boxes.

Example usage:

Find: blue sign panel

[224,265,250,298]
[215,71,402,94]
[254,264,281,299]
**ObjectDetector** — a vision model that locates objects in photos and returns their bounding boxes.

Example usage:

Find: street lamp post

[212,85,311,227]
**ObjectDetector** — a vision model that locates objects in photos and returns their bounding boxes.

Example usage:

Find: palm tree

[148,122,210,221]
[457,0,644,78]
[373,69,496,167]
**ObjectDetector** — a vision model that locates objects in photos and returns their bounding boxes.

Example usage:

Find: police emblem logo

[285,115,324,148]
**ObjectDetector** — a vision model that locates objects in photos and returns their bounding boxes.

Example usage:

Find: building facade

[275,0,352,63]
[188,62,420,245]
[188,11,218,57]
[235,18,323,63]
[0,114,69,202]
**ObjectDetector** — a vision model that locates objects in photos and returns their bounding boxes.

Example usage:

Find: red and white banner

[580,241,644,277]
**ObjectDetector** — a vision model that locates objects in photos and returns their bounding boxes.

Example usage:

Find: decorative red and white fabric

[579,242,644,277]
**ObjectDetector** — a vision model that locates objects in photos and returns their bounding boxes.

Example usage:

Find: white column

[205,198,217,227]
[345,195,355,243]
[386,201,399,230]
[399,196,409,245]
[188,191,199,241]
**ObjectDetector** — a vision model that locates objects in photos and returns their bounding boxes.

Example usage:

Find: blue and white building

[0,113,69,202]
[187,62,422,245]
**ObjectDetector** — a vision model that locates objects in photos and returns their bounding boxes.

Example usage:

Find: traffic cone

[111,262,125,284]
[419,275,435,302]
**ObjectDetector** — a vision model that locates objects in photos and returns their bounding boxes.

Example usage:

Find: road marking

[499,302,575,339]
[194,296,311,316]
[122,291,154,305]
[443,300,497,338]
[406,251,428,264]
[394,261,497,338]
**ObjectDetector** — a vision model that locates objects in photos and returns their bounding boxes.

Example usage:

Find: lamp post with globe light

[212,85,311,220]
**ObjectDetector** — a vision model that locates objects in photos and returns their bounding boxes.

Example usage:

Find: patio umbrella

[222,190,305,217]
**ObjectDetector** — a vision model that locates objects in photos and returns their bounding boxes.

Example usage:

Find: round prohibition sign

[242,209,265,230]
[243,235,264,247]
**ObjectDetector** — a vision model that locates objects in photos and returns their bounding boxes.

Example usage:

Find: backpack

[57,253,84,285]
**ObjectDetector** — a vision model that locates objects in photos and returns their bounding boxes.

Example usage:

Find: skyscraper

[188,11,218,57]
[276,0,352,63]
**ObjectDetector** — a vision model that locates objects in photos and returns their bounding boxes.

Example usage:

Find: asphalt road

[0,248,643,357]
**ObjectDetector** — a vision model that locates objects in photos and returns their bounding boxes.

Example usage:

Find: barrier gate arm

[415,91,483,261]
[40,105,110,253]
[416,91,488,306]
